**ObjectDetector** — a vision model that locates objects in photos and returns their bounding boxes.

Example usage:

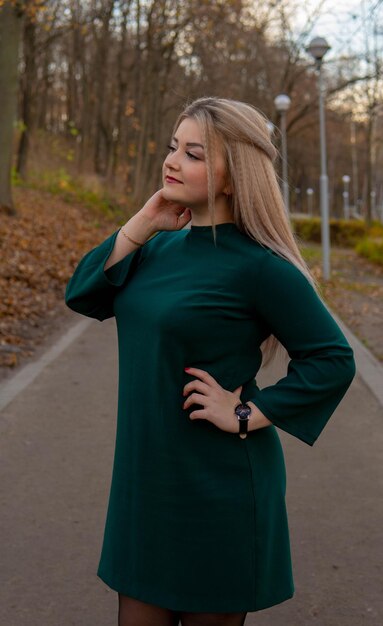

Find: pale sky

[292,0,382,60]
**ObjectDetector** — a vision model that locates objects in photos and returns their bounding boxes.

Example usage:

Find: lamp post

[342,175,351,219]
[306,36,331,280]
[274,94,291,214]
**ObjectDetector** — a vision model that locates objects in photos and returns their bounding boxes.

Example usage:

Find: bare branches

[0,0,382,216]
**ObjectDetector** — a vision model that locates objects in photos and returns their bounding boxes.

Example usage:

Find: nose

[164,149,181,171]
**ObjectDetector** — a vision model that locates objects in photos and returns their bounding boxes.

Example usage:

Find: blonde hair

[171,96,330,368]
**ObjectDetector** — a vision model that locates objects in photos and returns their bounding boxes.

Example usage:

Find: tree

[0,0,47,214]
[0,1,23,215]
[16,7,37,179]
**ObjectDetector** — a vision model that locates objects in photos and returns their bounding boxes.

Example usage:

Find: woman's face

[162,117,229,210]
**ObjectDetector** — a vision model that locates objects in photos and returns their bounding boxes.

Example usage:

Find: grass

[299,244,322,264]
[299,243,383,298]
[17,167,128,223]
[355,237,383,267]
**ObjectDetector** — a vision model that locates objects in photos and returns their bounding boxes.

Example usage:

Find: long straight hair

[171,96,327,367]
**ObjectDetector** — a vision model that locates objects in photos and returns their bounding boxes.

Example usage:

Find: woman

[65,97,356,626]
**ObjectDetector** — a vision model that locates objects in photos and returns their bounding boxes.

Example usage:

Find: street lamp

[342,175,351,219]
[274,94,291,214]
[306,36,331,280]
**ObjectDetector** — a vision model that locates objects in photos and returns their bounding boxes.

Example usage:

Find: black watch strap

[235,403,251,439]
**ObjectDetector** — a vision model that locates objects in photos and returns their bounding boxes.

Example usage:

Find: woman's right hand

[106,189,191,269]
[138,189,192,233]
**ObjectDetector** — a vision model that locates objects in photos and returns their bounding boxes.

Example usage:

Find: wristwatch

[234,403,252,439]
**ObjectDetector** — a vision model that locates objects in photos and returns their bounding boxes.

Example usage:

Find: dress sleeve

[248,249,356,446]
[65,228,143,321]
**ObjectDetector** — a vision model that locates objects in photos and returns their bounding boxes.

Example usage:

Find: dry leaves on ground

[0,187,118,369]
[308,246,383,362]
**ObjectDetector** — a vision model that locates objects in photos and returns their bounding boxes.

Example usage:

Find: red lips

[165,175,182,183]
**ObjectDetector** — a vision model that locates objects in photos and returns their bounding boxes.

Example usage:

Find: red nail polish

[184,367,190,371]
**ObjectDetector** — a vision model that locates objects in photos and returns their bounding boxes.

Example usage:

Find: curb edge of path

[0,308,382,414]
[0,317,92,413]
[331,310,383,408]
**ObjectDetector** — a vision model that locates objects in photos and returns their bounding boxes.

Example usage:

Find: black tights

[118,594,247,626]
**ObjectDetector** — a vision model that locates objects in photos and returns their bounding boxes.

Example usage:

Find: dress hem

[97,569,295,613]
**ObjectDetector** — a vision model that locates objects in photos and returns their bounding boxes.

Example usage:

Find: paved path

[0,314,382,625]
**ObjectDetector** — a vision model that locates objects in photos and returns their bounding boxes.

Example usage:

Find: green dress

[65,222,356,613]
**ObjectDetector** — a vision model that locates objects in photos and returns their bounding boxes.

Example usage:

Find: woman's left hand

[182,367,243,434]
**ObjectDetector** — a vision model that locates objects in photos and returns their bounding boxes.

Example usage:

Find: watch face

[235,404,251,420]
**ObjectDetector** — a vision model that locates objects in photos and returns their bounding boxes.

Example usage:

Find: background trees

[0,0,382,218]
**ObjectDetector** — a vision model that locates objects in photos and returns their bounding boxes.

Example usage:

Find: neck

[189,196,234,227]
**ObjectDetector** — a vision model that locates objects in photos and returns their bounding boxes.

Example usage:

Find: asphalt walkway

[0,313,382,626]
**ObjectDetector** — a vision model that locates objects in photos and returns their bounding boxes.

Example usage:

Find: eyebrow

[172,136,204,149]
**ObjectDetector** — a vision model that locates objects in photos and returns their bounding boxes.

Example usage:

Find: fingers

[183,369,217,411]
[177,208,191,229]
[184,367,219,388]
[183,392,207,410]
[234,385,243,397]
[188,408,207,421]
[183,379,210,397]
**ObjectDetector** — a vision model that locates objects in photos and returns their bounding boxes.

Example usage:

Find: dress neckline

[189,222,237,232]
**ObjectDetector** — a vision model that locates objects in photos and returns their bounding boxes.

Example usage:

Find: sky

[292,0,382,60]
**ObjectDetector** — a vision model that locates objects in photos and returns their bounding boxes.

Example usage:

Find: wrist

[125,212,157,244]
[246,401,272,432]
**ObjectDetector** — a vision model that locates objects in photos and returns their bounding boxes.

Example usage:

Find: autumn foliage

[0,187,117,368]
[0,0,45,19]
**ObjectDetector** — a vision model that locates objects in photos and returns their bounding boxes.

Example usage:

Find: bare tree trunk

[93,0,115,175]
[16,13,36,179]
[107,1,132,187]
[0,3,23,214]
[350,121,359,211]
[365,112,373,226]
[37,51,50,129]
[78,59,90,172]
